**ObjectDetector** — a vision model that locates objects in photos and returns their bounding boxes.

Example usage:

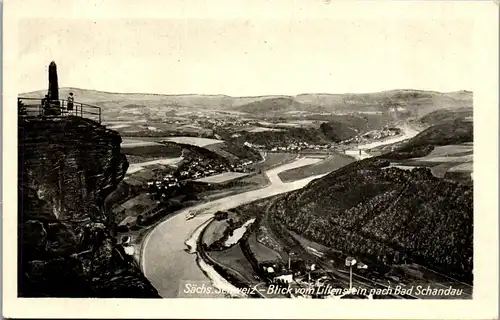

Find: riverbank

[140,123,424,298]
[140,156,330,297]
[194,217,264,298]
[130,151,281,269]
[191,123,425,297]
[357,124,420,150]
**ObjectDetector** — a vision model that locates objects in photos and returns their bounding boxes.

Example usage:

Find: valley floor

[125,121,472,299]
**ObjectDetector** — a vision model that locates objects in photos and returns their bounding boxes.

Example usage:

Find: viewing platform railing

[18,97,102,123]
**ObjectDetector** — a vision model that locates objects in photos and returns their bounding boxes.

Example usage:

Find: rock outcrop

[18,116,160,297]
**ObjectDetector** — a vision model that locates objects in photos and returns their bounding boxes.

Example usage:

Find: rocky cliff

[18,116,160,297]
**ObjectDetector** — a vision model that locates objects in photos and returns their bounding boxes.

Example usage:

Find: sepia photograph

[3,0,499,319]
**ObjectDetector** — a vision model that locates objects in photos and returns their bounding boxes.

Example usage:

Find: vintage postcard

[2,0,499,319]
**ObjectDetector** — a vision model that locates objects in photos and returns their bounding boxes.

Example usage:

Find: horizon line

[19,86,474,98]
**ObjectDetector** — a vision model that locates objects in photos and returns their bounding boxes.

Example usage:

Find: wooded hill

[269,119,473,283]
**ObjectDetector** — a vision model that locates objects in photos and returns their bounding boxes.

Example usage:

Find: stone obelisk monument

[48,61,59,101]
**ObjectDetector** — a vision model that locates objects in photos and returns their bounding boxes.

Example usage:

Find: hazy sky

[18,17,474,96]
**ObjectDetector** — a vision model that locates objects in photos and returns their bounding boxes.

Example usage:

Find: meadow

[196,172,250,184]
[278,154,354,182]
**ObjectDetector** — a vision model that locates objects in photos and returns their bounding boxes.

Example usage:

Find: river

[345,124,420,160]
[141,157,329,298]
[141,124,420,298]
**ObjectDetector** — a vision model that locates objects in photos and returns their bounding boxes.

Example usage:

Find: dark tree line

[270,165,473,283]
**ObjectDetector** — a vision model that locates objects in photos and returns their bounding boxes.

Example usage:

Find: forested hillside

[370,119,472,158]
[269,121,473,283]
[419,108,472,126]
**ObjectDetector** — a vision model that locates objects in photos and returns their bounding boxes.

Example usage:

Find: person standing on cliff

[67,92,74,114]
[41,95,49,116]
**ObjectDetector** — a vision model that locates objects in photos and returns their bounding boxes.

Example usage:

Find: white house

[123,246,135,256]
[274,274,294,283]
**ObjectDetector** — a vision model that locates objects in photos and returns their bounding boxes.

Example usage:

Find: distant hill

[319,113,393,139]
[268,120,473,283]
[225,112,392,147]
[372,119,473,159]
[296,90,472,116]
[397,119,472,153]
[19,87,285,110]
[228,127,332,148]
[226,112,397,147]
[234,97,327,116]
[20,88,472,119]
[418,107,473,126]
[319,121,358,142]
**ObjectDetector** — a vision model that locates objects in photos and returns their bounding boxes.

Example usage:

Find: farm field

[383,165,417,171]
[121,142,183,157]
[448,162,472,172]
[121,136,183,142]
[417,154,472,163]
[121,138,184,166]
[245,127,285,133]
[121,139,161,147]
[108,119,212,136]
[428,163,463,178]
[202,219,230,247]
[385,142,473,182]
[252,152,298,171]
[109,124,132,129]
[125,155,176,165]
[273,157,323,175]
[267,122,301,128]
[124,168,158,183]
[275,120,323,127]
[195,172,250,184]
[113,193,158,225]
[197,173,270,200]
[104,120,147,125]
[425,144,473,157]
[278,154,354,182]
[256,120,322,128]
[446,162,473,182]
[387,159,472,181]
[237,172,269,187]
[208,245,259,284]
[204,142,242,161]
[126,157,184,174]
[247,232,281,263]
[162,136,223,147]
